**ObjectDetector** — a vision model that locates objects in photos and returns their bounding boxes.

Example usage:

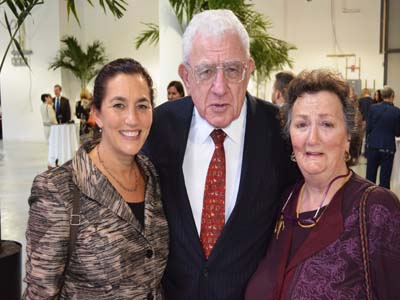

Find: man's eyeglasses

[185,61,247,85]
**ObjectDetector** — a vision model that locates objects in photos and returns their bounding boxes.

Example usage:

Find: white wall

[0,0,160,141]
[0,1,62,141]
[253,0,384,101]
[79,0,160,103]
[158,0,184,103]
[0,0,386,141]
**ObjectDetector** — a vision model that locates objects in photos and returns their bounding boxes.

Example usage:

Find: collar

[382,100,394,106]
[190,97,247,144]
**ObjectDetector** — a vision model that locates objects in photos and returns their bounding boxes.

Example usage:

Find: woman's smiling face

[93,73,153,159]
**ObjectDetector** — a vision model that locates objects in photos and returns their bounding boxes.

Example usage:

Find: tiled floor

[0,139,399,290]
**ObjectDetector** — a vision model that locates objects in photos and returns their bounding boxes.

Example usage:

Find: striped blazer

[23,141,169,299]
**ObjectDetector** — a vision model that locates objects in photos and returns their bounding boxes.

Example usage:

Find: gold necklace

[96,145,139,192]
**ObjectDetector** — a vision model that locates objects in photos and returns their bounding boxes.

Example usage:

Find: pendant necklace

[96,145,138,192]
[274,168,351,238]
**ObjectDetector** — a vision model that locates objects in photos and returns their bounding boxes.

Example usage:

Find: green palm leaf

[135,23,160,49]
[49,35,107,91]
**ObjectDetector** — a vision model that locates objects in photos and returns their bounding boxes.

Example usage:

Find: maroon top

[245,173,400,300]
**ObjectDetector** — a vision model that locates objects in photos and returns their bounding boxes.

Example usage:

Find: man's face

[179,32,254,128]
[54,86,61,97]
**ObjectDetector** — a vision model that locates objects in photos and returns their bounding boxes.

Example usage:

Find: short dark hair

[54,84,62,90]
[273,71,295,103]
[283,69,362,166]
[167,81,185,97]
[92,58,154,111]
[274,71,295,93]
[41,93,50,103]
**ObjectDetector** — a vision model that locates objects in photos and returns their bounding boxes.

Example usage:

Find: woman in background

[167,80,185,101]
[40,93,58,141]
[373,89,383,103]
[24,58,169,299]
[246,69,400,299]
[75,89,92,133]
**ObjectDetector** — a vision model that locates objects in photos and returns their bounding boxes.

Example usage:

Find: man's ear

[247,57,255,76]
[179,64,191,91]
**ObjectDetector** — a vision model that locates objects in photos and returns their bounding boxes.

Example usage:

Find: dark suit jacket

[53,96,71,123]
[143,94,298,300]
[358,96,373,121]
[366,101,400,152]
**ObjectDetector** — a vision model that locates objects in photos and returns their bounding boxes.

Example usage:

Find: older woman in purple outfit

[245,69,400,299]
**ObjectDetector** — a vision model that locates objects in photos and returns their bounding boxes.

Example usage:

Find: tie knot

[210,129,226,145]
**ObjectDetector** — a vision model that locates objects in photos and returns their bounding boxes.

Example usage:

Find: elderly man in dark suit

[366,85,400,189]
[144,9,298,300]
[53,84,71,123]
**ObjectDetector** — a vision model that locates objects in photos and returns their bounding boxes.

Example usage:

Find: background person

[358,87,374,122]
[246,69,400,299]
[53,84,71,123]
[40,93,57,140]
[24,58,168,299]
[144,9,298,300]
[373,89,383,103]
[366,85,400,189]
[167,80,185,101]
[271,71,295,106]
[75,89,92,136]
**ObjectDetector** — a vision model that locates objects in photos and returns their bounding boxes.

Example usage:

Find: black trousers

[366,148,395,189]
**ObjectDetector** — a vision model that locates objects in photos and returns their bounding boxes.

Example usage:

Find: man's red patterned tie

[200,129,227,259]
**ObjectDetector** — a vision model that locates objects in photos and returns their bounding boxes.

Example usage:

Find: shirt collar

[190,97,247,144]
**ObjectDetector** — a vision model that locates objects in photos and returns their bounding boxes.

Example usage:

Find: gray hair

[381,85,395,99]
[282,69,363,166]
[182,9,250,63]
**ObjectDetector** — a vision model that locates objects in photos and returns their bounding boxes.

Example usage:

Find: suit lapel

[71,145,143,234]
[224,94,267,227]
[173,98,205,255]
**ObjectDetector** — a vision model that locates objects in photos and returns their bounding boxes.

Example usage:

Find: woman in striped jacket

[24,58,169,299]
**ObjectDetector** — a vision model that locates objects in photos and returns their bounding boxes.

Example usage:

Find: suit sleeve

[395,110,400,137]
[23,174,70,299]
[65,98,71,122]
[366,108,374,135]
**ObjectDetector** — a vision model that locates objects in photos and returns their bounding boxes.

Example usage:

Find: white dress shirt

[182,99,247,235]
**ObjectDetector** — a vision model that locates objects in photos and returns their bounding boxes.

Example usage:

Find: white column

[158,0,183,105]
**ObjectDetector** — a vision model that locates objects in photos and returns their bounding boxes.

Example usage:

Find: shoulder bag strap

[359,185,378,300]
[53,167,81,292]
[63,179,81,276]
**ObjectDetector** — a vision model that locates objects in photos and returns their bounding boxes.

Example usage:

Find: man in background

[366,85,400,189]
[358,88,374,122]
[144,9,298,300]
[271,71,295,106]
[53,84,71,123]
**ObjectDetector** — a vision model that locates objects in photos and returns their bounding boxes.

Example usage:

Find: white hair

[182,9,250,63]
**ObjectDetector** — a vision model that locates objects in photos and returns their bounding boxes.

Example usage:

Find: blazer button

[147,292,154,300]
[146,249,153,258]
[203,267,208,278]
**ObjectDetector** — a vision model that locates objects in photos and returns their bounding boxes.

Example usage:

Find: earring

[344,151,351,162]
[99,127,103,133]
[290,152,296,162]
